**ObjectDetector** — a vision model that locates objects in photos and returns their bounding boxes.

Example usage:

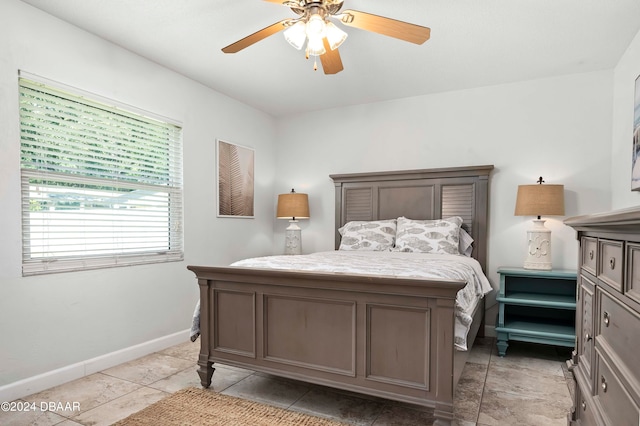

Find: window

[19,76,183,276]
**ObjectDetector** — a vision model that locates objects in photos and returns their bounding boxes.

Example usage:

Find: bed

[188,165,493,426]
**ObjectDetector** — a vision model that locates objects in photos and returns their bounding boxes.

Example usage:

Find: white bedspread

[231,251,492,351]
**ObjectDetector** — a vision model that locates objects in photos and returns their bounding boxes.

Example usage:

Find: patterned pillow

[338,219,397,251]
[393,216,464,254]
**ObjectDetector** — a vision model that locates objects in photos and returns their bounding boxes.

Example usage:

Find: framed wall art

[216,139,255,217]
[633,75,640,191]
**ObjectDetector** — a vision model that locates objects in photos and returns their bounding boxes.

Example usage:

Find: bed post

[334,180,343,250]
[474,171,491,273]
[474,171,490,338]
[196,278,215,388]
[433,297,456,426]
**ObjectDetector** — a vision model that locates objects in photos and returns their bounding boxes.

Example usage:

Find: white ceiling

[19,0,640,117]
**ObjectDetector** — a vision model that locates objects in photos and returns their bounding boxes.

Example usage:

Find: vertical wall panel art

[217,139,255,217]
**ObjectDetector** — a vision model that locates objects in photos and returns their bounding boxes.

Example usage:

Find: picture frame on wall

[217,139,255,218]
[633,75,640,191]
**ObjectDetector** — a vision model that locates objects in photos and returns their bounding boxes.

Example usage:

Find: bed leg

[433,416,452,426]
[434,404,454,426]
[197,359,215,388]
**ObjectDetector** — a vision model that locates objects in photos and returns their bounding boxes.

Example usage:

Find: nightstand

[495,267,577,356]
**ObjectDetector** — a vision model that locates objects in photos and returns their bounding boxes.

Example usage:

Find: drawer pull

[603,311,610,327]
[581,400,587,411]
[601,376,608,393]
[609,257,616,270]
[584,333,592,342]
[589,250,594,260]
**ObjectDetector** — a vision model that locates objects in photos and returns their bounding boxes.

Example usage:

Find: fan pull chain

[304,45,317,71]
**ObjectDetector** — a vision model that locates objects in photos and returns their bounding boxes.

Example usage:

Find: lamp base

[523,219,552,271]
[284,220,302,255]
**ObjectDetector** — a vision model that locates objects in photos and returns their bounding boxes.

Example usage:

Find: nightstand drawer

[594,352,639,426]
[598,239,623,292]
[581,237,598,276]
[597,287,640,386]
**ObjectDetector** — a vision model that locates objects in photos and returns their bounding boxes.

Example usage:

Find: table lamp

[514,177,565,270]
[276,189,310,255]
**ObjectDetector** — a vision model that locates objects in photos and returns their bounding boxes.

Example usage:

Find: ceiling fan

[221,0,431,75]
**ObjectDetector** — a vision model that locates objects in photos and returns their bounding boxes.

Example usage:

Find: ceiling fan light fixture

[284,21,306,50]
[222,1,430,75]
[325,21,347,50]
[306,36,326,56]
[306,14,326,38]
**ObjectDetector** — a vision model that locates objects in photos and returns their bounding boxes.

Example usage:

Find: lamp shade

[325,21,347,50]
[277,190,310,219]
[284,21,307,50]
[514,184,565,217]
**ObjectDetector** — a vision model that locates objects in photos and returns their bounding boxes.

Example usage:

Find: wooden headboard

[330,165,494,271]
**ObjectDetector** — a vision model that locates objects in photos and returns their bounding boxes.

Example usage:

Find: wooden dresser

[565,207,640,426]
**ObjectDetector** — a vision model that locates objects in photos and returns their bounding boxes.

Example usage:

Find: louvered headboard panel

[344,187,373,222]
[330,165,493,271]
[442,184,475,235]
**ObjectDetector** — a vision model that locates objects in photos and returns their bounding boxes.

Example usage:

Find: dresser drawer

[594,352,639,426]
[582,237,598,276]
[574,374,599,426]
[598,239,623,292]
[597,288,640,386]
[579,275,595,385]
[626,243,640,305]
[578,395,598,426]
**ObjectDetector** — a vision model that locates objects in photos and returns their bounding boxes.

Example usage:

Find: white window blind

[19,77,183,276]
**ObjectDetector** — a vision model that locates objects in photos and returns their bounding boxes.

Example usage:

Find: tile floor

[0,337,574,426]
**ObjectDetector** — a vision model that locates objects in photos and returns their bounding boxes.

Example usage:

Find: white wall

[274,71,614,323]
[0,0,277,389]
[611,29,640,209]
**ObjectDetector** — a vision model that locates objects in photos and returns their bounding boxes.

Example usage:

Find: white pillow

[459,227,474,257]
[393,216,463,254]
[338,219,397,251]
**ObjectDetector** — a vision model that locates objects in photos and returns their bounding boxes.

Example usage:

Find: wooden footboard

[188,265,472,426]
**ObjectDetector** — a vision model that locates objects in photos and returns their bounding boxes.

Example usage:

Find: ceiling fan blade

[222,19,292,53]
[320,37,344,74]
[338,9,430,45]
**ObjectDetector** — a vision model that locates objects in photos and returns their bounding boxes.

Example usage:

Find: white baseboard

[0,329,190,402]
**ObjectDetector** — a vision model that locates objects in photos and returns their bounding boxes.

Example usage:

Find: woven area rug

[114,387,346,426]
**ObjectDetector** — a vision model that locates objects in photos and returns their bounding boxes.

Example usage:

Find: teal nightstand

[495,267,577,356]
